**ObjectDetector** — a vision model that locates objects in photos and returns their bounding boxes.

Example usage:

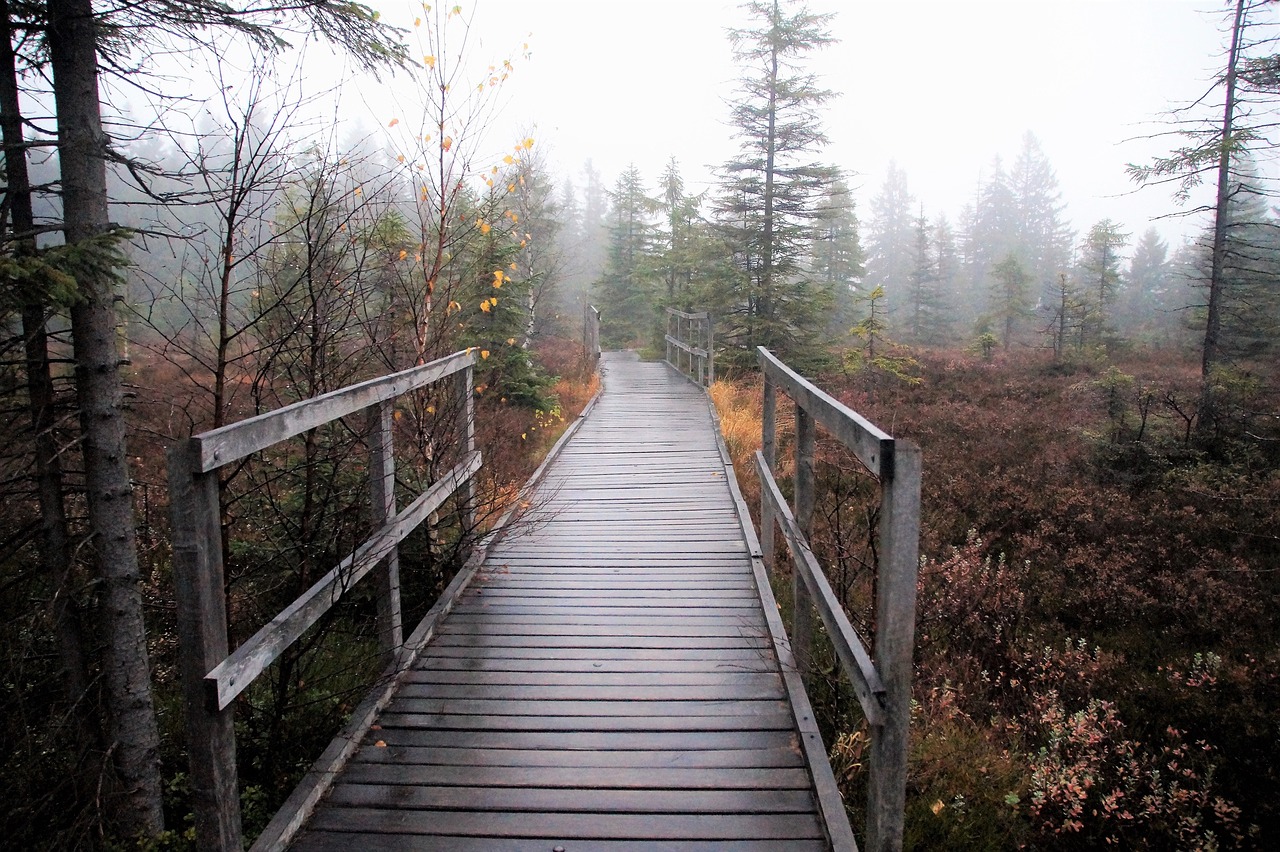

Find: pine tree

[972,155,1018,300]
[594,165,657,347]
[715,0,840,367]
[865,160,915,326]
[1122,228,1171,338]
[905,206,947,344]
[989,252,1032,350]
[1076,219,1129,346]
[1011,132,1072,301]
[809,178,864,335]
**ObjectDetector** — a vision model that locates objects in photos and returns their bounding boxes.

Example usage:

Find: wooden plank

[394,682,784,702]
[206,451,481,710]
[374,713,799,732]
[295,835,827,852]
[341,764,813,790]
[351,747,802,769]
[324,783,814,811]
[402,670,781,687]
[196,349,476,472]
[370,728,802,752]
[384,698,790,717]
[303,809,824,840]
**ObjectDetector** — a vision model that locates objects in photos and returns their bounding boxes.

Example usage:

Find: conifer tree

[594,165,657,347]
[809,178,864,335]
[715,0,839,367]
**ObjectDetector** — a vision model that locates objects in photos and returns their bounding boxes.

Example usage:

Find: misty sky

[356,0,1251,250]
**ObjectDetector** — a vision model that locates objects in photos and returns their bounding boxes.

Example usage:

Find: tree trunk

[1,0,92,708]
[47,0,165,838]
[1200,0,1247,435]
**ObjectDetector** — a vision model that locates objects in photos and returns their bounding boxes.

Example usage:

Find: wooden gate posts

[755,346,922,852]
[168,349,482,852]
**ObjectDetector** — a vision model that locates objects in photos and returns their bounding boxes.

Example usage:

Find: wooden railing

[664,307,715,386]
[755,346,921,852]
[583,302,601,365]
[167,349,481,852]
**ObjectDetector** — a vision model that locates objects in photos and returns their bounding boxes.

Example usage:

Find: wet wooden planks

[291,353,827,851]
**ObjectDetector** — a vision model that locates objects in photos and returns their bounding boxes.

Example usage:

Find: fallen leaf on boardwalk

[375,740,387,748]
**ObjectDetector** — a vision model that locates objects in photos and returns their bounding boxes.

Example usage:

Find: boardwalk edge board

[248,378,604,852]
[694,361,860,852]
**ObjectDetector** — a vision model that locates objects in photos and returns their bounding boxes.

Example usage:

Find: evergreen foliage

[714,0,840,370]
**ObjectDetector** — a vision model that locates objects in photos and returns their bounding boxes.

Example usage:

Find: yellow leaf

[490,296,498,306]
[931,800,945,816]
[353,186,362,195]
[480,222,491,235]
[426,405,435,414]
[397,154,405,163]
[507,184,516,192]
[481,350,490,360]
[375,740,387,748]
[480,301,491,313]
[521,432,527,440]
[507,337,516,345]
[448,300,461,313]
[388,118,399,127]
[523,137,535,149]
[508,261,517,271]
[503,155,514,165]
[414,17,421,26]
[441,136,453,151]
[424,55,436,69]
[398,249,407,260]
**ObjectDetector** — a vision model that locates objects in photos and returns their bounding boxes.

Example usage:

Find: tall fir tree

[1076,219,1129,346]
[809,178,865,336]
[1121,227,1171,338]
[593,165,657,347]
[715,0,840,368]
[865,160,915,328]
[1011,131,1072,301]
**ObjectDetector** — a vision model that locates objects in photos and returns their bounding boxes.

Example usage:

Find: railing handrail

[168,348,481,852]
[664,307,715,386]
[755,345,921,852]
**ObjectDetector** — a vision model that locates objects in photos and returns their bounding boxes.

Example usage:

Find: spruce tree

[715,0,839,368]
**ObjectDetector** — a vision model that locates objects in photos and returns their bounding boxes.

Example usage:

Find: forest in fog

[2,0,1278,849]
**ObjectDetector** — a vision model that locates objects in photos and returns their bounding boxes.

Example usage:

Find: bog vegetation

[1,0,1278,849]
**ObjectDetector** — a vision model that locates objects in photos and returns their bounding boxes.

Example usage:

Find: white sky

[354,0,1250,250]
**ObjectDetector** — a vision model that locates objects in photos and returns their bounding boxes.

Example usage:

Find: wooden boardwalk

[290,352,839,851]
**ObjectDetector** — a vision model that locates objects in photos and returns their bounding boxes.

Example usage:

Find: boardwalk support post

[868,441,922,852]
[367,400,402,662]
[792,405,816,674]
[584,302,601,365]
[168,444,243,852]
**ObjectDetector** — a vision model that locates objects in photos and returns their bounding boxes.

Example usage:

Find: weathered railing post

[367,400,402,662]
[760,376,777,573]
[867,441,922,852]
[706,316,715,385]
[792,406,816,674]
[456,361,477,532]
[168,445,242,852]
[583,303,601,365]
